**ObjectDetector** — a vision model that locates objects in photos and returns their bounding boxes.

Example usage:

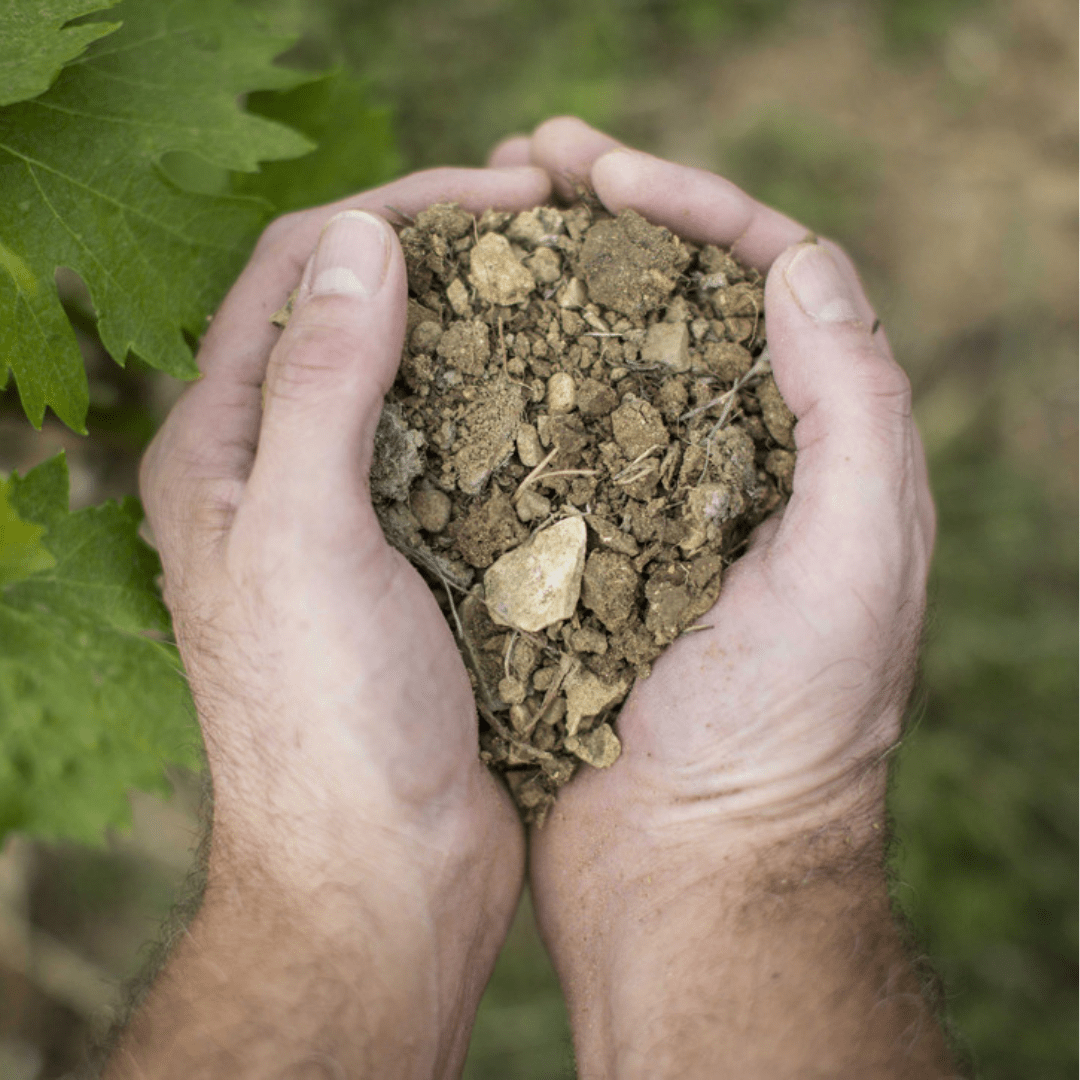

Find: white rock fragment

[484,517,587,633]
[516,423,545,467]
[556,277,588,309]
[515,488,552,523]
[546,372,576,414]
[506,207,565,246]
[469,232,535,306]
[641,321,691,372]
[498,676,527,705]
[446,277,471,316]
[564,668,630,736]
[565,723,622,769]
[526,246,563,285]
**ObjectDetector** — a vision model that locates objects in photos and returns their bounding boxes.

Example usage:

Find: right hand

[492,117,936,1045]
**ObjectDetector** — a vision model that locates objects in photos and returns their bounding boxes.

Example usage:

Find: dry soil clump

[286,201,797,825]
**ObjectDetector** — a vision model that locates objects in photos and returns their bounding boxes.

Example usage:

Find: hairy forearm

[542,822,958,1079]
[104,831,508,1080]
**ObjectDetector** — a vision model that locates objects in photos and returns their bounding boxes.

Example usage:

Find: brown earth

[358,201,794,824]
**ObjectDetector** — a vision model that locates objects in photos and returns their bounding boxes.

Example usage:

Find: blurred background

[0,0,1075,1076]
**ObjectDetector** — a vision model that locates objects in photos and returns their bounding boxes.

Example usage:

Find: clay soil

[361,200,796,824]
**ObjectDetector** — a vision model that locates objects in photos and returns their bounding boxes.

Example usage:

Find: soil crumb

[282,201,795,825]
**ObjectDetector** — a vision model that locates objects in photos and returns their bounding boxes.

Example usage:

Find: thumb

[248,209,406,515]
[763,241,933,598]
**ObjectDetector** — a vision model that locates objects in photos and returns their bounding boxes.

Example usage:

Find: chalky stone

[469,232,535,306]
[484,517,587,633]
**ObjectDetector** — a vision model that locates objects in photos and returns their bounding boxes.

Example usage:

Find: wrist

[533,794,953,1080]
[109,789,523,1080]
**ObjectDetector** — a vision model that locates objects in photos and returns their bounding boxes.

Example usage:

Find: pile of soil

[291,201,796,824]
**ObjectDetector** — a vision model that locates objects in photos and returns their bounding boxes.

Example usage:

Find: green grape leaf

[0,0,319,432]
[0,0,121,107]
[237,68,401,213]
[0,478,54,587]
[0,454,199,845]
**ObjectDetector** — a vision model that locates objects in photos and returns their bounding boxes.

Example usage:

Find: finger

[591,148,808,271]
[487,134,531,167]
[762,242,934,597]
[529,116,623,201]
[199,165,552,384]
[244,209,406,531]
[143,167,551,545]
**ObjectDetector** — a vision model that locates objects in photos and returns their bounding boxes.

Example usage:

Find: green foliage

[0,0,121,107]
[464,892,574,1079]
[306,0,797,171]
[0,0,401,852]
[236,70,401,213]
[718,111,879,252]
[875,0,990,51]
[0,0,316,432]
[658,0,794,36]
[0,478,54,585]
[892,436,1078,1079]
[0,455,200,845]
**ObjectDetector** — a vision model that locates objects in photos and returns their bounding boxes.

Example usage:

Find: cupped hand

[495,116,935,945]
[138,166,551,1061]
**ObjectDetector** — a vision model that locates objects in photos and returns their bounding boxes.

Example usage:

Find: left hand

[134,166,552,1075]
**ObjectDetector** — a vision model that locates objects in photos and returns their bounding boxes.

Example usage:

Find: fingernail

[301,210,391,301]
[784,244,864,325]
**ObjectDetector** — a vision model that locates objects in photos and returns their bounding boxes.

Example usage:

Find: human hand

[112,166,552,1079]
[491,119,950,1077]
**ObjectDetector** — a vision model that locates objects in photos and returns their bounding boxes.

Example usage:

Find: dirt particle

[565,723,622,769]
[642,321,691,372]
[410,485,452,533]
[564,667,630,736]
[579,209,690,316]
[611,396,670,460]
[757,373,796,448]
[582,550,640,632]
[437,319,490,376]
[484,517,588,632]
[469,232,536,306]
[291,201,797,823]
[453,378,525,494]
[547,372,577,414]
[370,404,425,501]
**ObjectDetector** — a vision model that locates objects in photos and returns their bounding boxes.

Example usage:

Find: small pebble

[409,486,452,533]
[570,626,608,654]
[411,320,442,353]
[516,423,544,467]
[499,676,527,705]
[556,278,588,309]
[547,372,577,414]
[565,723,621,769]
[515,489,552,522]
[446,278,471,317]
[527,247,563,285]
[641,321,691,372]
[484,517,588,633]
[469,232,535,306]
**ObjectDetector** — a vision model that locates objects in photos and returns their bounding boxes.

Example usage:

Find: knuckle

[277,308,363,377]
[872,360,913,416]
[851,338,913,421]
